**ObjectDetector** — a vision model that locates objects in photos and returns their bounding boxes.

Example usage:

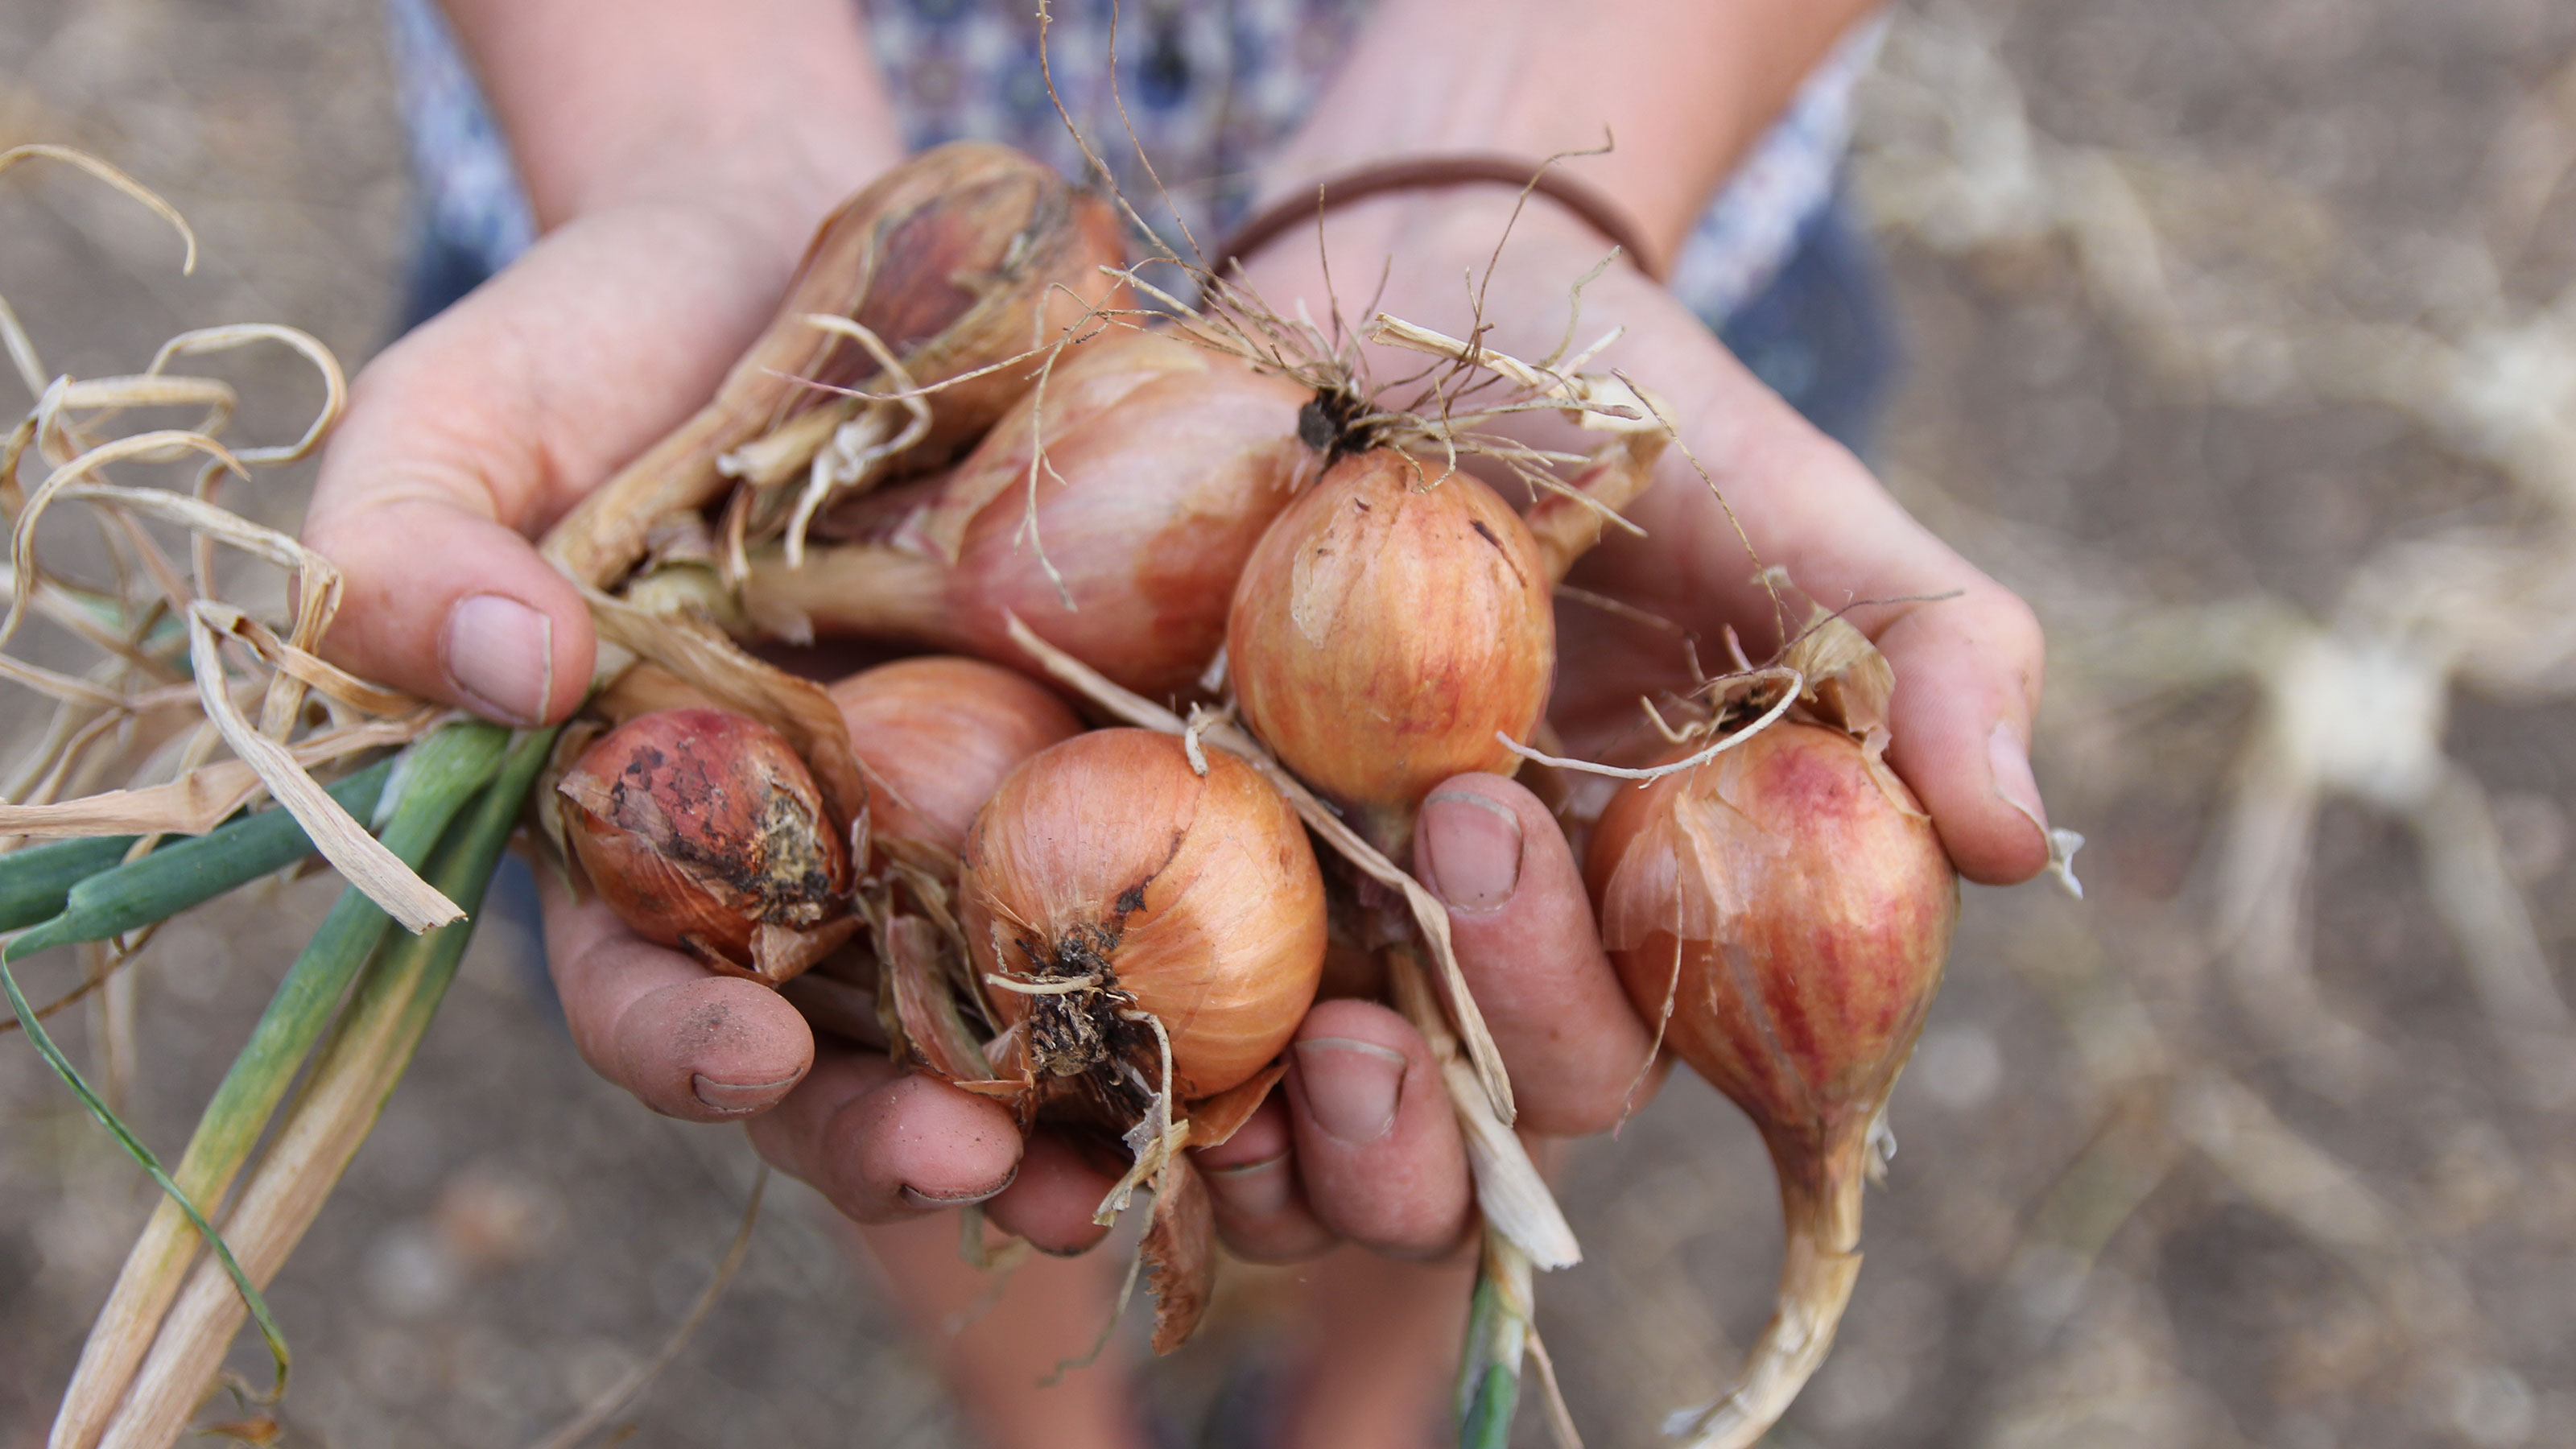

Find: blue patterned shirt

[388,0,1879,324]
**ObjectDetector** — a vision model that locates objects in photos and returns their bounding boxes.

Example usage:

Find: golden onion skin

[928,332,1313,697]
[828,656,1080,856]
[960,729,1327,1100]
[1225,448,1553,847]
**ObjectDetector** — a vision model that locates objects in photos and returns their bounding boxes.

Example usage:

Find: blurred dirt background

[7,1,2576,1446]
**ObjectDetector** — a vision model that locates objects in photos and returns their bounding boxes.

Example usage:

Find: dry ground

[6,2,2575,1447]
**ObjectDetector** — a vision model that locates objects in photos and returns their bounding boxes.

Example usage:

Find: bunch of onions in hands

[544,132,1965,1447]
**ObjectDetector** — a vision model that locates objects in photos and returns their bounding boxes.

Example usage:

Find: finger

[304,485,593,728]
[1193,1096,1336,1263]
[1876,581,2050,886]
[745,1043,1024,1224]
[304,206,795,724]
[539,869,812,1121]
[1282,1001,1472,1259]
[1413,774,1661,1136]
[985,1130,1121,1256]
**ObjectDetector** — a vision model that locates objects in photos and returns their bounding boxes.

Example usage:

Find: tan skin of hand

[304,2,2033,1445]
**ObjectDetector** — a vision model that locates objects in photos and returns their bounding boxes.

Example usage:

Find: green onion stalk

[89,724,559,1449]
[7,721,528,1449]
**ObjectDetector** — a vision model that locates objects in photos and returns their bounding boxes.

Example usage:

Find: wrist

[1225,155,1666,283]
[1232,185,1662,348]
[555,135,894,272]
[444,0,901,258]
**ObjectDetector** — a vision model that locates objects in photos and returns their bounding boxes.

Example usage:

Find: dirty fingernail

[691,1071,802,1115]
[444,593,554,726]
[901,1166,1018,1211]
[1988,720,2048,834]
[1418,791,1522,911]
[1292,1038,1408,1144]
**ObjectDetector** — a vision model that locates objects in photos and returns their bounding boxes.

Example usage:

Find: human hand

[1233,186,2052,883]
[1187,184,2052,1221]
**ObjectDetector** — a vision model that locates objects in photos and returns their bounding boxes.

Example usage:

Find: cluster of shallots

[543,141,1961,1444]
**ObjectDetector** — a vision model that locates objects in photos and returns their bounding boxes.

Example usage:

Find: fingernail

[691,1071,801,1115]
[443,593,554,726]
[1988,720,2049,835]
[901,1165,1018,1211]
[1418,791,1521,912]
[1291,1038,1407,1144]
[1199,1150,1294,1217]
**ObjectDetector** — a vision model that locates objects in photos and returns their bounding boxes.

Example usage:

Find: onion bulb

[546,141,1131,590]
[1225,448,1553,852]
[744,329,1314,698]
[559,708,857,985]
[828,656,1080,858]
[959,729,1326,1108]
[1585,719,1955,1448]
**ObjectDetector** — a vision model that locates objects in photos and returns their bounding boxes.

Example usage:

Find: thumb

[305,477,594,726]
[303,203,802,724]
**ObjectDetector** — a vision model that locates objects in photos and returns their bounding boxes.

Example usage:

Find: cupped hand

[303,199,816,726]
[1229,185,2053,884]
[302,191,1047,1232]
[301,184,1480,1266]
[1180,183,2057,1225]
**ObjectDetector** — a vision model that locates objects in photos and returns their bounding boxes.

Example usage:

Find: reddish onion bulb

[828,656,1081,857]
[547,141,1131,590]
[559,708,854,984]
[1585,720,1956,1448]
[960,729,1326,1103]
[1226,448,1554,851]
[746,330,1313,697]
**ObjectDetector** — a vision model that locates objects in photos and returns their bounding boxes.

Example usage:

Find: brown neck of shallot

[743,541,952,650]
[1682,1157,1866,1449]
[752,330,1314,700]
[1521,429,1667,585]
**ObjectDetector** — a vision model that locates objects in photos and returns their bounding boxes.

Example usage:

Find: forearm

[1262,0,1882,272]
[440,0,904,246]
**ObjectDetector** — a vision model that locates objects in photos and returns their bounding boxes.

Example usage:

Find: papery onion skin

[544,141,1130,591]
[828,656,1080,856]
[960,729,1327,1100]
[1584,718,1955,1449]
[824,150,1134,457]
[559,708,852,977]
[1225,448,1554,848]
[746,330,1313,698]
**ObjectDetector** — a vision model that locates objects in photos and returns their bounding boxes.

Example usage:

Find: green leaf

[4,756,396,952]
[2,721,507,1395]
